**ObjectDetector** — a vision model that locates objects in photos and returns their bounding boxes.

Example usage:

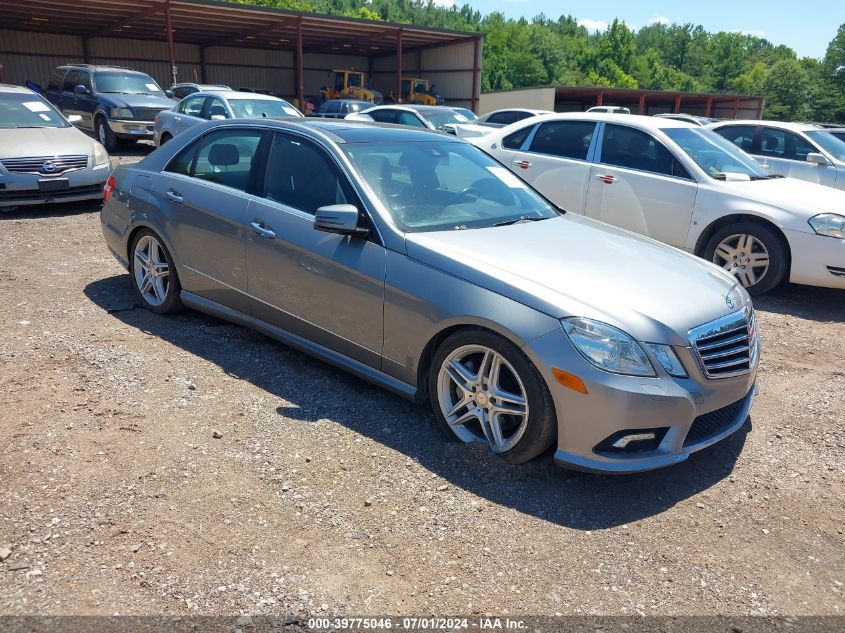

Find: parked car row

[3,68,842,475]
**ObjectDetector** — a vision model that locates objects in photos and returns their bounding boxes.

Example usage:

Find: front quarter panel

[382,249,562,388]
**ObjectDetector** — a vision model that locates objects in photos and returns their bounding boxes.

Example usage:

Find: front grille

[1,155,88,176]
[690,309,756,379]
[683,389,753,447]
[133,107,168,121]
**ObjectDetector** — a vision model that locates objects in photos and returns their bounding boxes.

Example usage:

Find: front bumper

[108,119,155,139]
[523,326,758,474]
[784,228,845,290]
[0,163,109,207]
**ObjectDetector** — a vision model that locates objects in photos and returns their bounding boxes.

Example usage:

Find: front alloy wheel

[703,221,788,296]
[437,344,529,454]
[712,233,770,288]
[428,331,556,464]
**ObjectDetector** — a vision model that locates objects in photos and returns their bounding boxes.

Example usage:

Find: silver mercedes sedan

[100,119,759,473]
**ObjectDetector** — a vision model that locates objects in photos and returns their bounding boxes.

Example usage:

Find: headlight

[808,213,845,239]
[644,344,687,377]
[562,317,655,377]
[110,107,134,119]
[92,141,109,167]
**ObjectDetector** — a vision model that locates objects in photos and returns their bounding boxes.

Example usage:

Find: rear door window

[502,125,533,150]
[62,70,81,92]
[165,129,264,193]
[368,109,400,124]
[713,125,759,154]
[600,124,690,178]
[48,69,67,92]
[179,96,207,117]
[529,121,596,160]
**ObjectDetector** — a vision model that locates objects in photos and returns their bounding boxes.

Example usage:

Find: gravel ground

[0,178,843,618]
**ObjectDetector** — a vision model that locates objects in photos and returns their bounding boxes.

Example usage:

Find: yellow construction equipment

[320,69,383,104]
[392,77,444,106]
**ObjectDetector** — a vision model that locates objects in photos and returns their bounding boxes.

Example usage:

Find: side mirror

[210,114,227,121]
[806,152,832,166]
[66,114,82,124]
[73,85,89,96]
[314,204,368,237]
[165,89,175,99]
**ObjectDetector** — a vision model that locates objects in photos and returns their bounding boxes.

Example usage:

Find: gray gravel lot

[0,163,843,617]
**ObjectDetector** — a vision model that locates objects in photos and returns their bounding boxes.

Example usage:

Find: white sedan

[470,113,845,294]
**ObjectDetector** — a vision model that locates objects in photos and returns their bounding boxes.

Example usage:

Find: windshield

[805,130,845,162]
[229,98,301,118]
[343,141,559,232]
[453,108,478,121]
[423,109,469,130]
[0,93,69,129]
[94,72,165,96]
[664,127,773,180]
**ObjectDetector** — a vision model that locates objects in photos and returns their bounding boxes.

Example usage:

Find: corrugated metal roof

[2,0,479,55]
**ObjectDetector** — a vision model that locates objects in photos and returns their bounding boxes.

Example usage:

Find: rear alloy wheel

[129,230,182,314]
[704,222,787,296]
[429,331,556,464]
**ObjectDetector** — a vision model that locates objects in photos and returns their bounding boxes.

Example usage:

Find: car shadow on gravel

[86,274,751,531]
[0,200,103,221]
[753,283,844,322]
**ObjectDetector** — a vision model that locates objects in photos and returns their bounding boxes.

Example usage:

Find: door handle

[174,116,181,122]
[250,221,276,239]
[165,189,183,203]
[596,175,617,184]
[514,160,532,170]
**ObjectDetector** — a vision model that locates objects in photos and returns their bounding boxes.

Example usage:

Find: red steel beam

[296,17,304,110]
[100,2,165,35]
[638,93,646,115]
[166,0,176,85]
[470,36,480,113]
[673,93,681,113]
[394,27,403,103]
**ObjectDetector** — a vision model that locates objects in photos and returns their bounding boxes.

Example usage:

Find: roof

[4,0,479,55]
[293,119,457,143]
[198,90,288,101]
[57,64,150,74]
[0,84,35,94]
[525,112,697,130]
[709,119,823,132]
[365,104,442,114]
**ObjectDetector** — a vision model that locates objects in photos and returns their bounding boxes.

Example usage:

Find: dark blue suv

[44,65,175,151]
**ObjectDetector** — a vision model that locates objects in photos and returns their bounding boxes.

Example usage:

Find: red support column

[673,93,681,113]
[296,17,304,110]
[166,0,176,85]
[731,97,740,119]
[199,46,207,83]
[755,98,764,119]
[705,95,713,117]
[470,36,480,113]
[595,91,604,107]
[394,28,403,104]
[0,59,6,84]
[82,37,91,64]
[638,93,646,115]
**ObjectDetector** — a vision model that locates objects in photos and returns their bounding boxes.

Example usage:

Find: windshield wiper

[750,174,785,180]
[493,215,546,227]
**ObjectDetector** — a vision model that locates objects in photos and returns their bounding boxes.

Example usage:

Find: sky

[432,0,843,60]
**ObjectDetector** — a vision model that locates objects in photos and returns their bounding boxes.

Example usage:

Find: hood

[0,126,95,160]
[721,176,845,218]
[405,214,745,345]
[99,93,175,110]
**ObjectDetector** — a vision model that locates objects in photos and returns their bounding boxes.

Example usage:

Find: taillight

[103,175,116,202]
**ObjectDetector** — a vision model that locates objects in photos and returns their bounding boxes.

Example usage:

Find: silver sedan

[153,90,302,147]
[100,119,758,473]
[0,84,110,211]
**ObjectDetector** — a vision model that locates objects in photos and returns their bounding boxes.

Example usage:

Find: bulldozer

[320,69,383,104]
[388,78,444,106]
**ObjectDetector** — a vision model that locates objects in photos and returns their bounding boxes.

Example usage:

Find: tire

[703,221,788,296]
[428,329,557,464]
[159,133,172,147]
[128,229,183,314]
[96,116,118,152]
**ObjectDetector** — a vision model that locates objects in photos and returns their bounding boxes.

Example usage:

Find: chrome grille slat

[700,344,750,361]
[696,332,748,351]
[1,155,89,176]
[689,308,755,379]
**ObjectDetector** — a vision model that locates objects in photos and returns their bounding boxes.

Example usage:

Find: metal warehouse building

[0,0,482,110]
[480,86,765,119]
